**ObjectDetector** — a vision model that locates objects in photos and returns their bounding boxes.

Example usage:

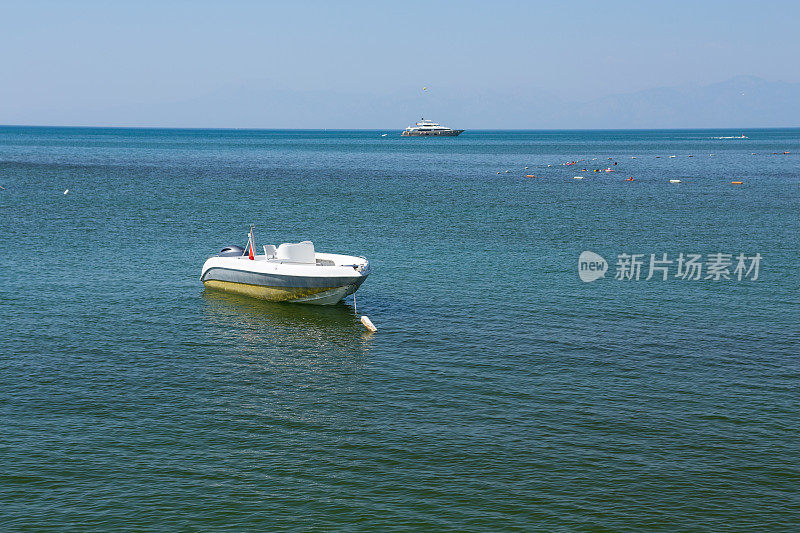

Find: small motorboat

[200,226,369,305]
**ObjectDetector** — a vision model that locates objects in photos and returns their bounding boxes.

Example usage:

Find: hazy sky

[1,0,799,128]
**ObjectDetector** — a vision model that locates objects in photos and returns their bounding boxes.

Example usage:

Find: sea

[1,127,799,531]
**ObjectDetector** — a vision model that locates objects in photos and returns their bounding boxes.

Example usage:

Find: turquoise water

[1,127,799,530]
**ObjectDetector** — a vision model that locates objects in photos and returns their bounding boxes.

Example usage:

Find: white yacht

[401,118,463,136]
[201,226,369,305]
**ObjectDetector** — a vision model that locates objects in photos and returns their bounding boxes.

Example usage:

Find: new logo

[578,251,608,282]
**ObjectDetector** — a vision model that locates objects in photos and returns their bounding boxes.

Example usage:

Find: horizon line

[1,124,798,132]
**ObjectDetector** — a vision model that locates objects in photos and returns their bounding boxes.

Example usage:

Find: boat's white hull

[200,252,369,305]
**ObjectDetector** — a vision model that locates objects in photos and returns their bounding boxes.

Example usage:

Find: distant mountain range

[559,76,800,129]
[401,76,800,129]
[3,76,799,129]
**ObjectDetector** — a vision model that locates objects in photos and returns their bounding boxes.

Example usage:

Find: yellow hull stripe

[203,280,333,302]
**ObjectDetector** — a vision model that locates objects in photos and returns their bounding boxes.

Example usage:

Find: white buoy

[64,189,69,194]
[361,315,377,332]
[353,293,376,332]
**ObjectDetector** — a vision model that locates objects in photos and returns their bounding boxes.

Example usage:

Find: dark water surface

[1,127,799,531]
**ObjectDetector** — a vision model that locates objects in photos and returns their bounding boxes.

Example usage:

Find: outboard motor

[218,245,245,257]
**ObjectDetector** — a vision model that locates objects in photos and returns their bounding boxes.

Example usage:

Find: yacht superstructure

[401,118,463,136]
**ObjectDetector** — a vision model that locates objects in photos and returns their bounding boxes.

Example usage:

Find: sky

[1,0,799,128]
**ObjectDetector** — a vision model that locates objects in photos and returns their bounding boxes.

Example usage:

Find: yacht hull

[401,129,463,136]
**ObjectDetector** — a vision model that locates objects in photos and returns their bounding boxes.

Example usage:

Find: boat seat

[263,245,277,258]
[275,241,315,263]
